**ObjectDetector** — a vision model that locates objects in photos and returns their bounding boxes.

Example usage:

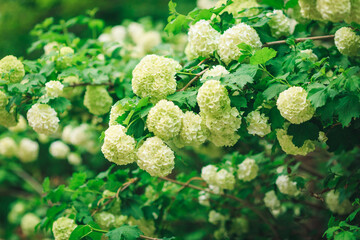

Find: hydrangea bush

[1,1,360,240]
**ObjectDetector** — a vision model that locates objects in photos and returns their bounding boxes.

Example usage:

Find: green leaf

[287,122,320,147]
[43,177,50,193]
[127,118,145,139]
[323,226,340,239]
[229,95,247,109]
[69,225,92,240]
[263,83,288,100]
[347,208,360,222]
[167,90,198,108]
[69,172,87,190]
[336,95,360,126]
[261,0,284,8]
[250,48,277,65]
[48,97,71,113]
[334,231,356,240]
[106,225,143,240]
[165,15,191,35]
[221,64,257,91]
[87,179,105,191]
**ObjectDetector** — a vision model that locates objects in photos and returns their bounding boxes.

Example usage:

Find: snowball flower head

[70,124,92,146]
[246,111,271,137]
[334,27,360,56]
[325,190,353,215]
[264,190,281,210]
[94,212,115,230]
[109,101,126,126]
[218,23,262,65]
[137,136,175,177]
[0,55,25,83]
[59,46,74,56]
[197,0,217,9]
[52,217,77,240]
[276,125,316,156]
[266,10,291,38]
[186,20,220,60]
[198,191,210,206]
[21,213,40,236]
[345,1,360,24]
[27,103,59,135]
[277,87,315,124]
[101,125,137,165]
[67,153,82,166]
[132,55,181,102]
[111,25,127,43]
[175,111,208,147]
[298,0,323,20]
[49,141,70,159]
[9,115,27,132]
[8,202,26,223]
[276,175,299,196]
[84,86,113,115]
[208,210,226,225]
[44,42,59,54]
[138,31,162,53]
[300,49,318,61]
[0,91,17,127]
[237,158,259,182]
[201,165,218,186]
[197,80,231,116]
[316,0,351,22]
[146,100,183,140]
[0,137,18,158]
[216,169,235,190]
[45,81,64,97]
[201,65,229,82]
[18,139,39,163]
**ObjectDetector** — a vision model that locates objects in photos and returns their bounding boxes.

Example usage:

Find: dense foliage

[1,0,360,239]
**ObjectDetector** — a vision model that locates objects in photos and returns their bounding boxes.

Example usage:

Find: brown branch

[140,235,162,240]
[262,35,335,47]
[158,176,280,240]
[178,68,208,92]
[67,82,114,88]
[177,177,204,192]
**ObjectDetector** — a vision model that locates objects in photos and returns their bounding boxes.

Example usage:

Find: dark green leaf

[69,172,87,190]
[48,97,71,113]
[106,225,143,240]
[287,122,320,147]
[263,84,288,100]
[69,225,92,240]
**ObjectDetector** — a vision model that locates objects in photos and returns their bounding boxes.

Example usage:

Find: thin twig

[262,35,335,47]
[177,177,204,192]
[67,82,114,88]
[140,235,162,240]
[158,176,280,240]
[179,68,208,92]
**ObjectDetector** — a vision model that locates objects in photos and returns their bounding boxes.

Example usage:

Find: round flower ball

[136,136,175,177]
[18,139,39,163]
[109,101,126,126]
[218,23,262,65]
[56,47,74,69]
[146,100,183,141]
[201,65,229,82]
[316,0,351,22]
[197,80,231,116]
[132,54,182,103]
[325,190,353,215]
[0,137,18,158]
[276,86,315,124]
[298,0,323,20]
[21,213,40,236]
[49,141,70,159]
[276,127,315,156]
[334,27,360,56]
[83,86,113,115]
[45,80,64,98]
[52,217,77,240]
[9,115,27,132]
[175,111,208,147]
[266,10,291,38]
[27,103,59,135]
[201,165,218,186]
[101,125,137,165]
[93,212,116,230]
[264,190,281,210]
[299,49,318,61]
[345,2,360,24]
[276,175,299,196]
[185,20,220,60]
[237,158,259,182]
[0,55,25,83]
[67,153,82,166]
[215,169,235,190]
[246,111,271,137]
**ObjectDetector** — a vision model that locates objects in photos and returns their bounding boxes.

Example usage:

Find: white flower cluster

[137,136,175,177]
[201,165,235,190]
[56,47,74,69]
[132,55,181,102]
[208,210,227,225]
[325,190,353,215]
[20,213,40,236]
[0,55,25,83]
[27,103,60,135]
[109,101,126,126]
[8,202,26,223]
[101,125,137,165]
[44,42,59,55]
[298,0,323,20]
[218,23,262,65]
[277,87,315,124]
[0,137,18,158]
[246,111,271,137]
[67,153,82,166]
[334,27,360,56]
[52,217,77,240]
[276,125,316,156]
[276,175,299,196]
[198,190,210,206]
[185,20,220,60]
[49,141,70,159]
[94,212,116,230]
[45,80,64,98]
[316,0,351,22]
[174,111,208,147]
[18,139,39,163]
[346,1,360,24]
[197,0,217,9]
[9,115,27,132]
[147,100,183,140]
[83,86,113,115]
[99,25,127,43]
[266,10,291,38]
[300,49,318,61]
[264,190,281,211]
[201,65,229,82]
[0,91,17,128]
[237,158,259,182]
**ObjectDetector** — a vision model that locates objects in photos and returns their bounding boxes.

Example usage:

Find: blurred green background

[0,0,196,58]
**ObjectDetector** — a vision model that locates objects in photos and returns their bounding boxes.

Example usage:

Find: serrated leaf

[106,225,143,240]
[323,226,340,238]
[287,122,320,147]
[48,97,71,113]
[334,231,356,240]
[336,95,360,126]
[167,90,198,108]
[69,172,87,190]
[347,208,360,222]
[263,84,288,100]
[69,225,92,240]
[250,47,277,65]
